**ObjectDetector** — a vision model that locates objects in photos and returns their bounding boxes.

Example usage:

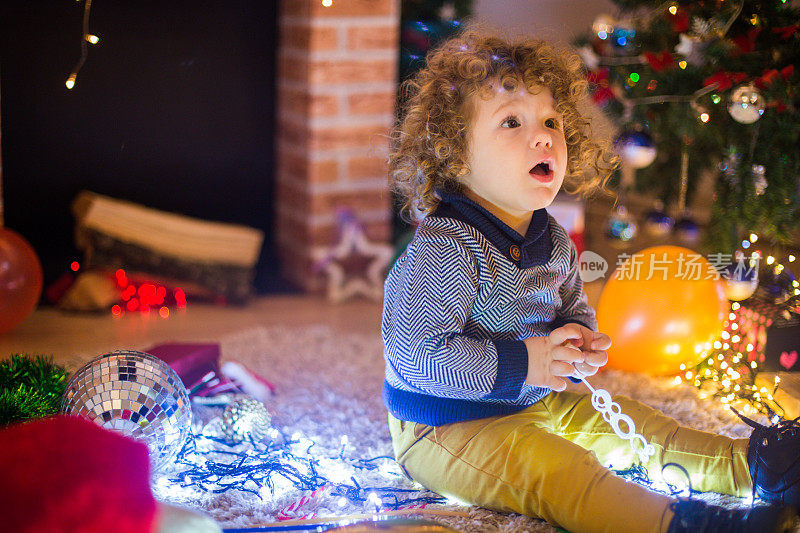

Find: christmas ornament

[722,260,759,301]
[758,268,798,304]
[752,164,768,196]
[643,202,674,238]
[728,84,765,124]
[220,396,271,444]
[314,208,394,304]
[674,216,701,246]
[614,129,657,169]
[597,246,728,375]
[62,350,193,471]
[605,204,637,246]
[0,227,43,336]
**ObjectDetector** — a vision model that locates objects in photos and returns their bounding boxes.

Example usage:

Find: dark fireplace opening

[1,0,291,295]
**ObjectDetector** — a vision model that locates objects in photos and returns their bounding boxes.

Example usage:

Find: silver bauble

[221,397,272,443]
[728,85,765,124]
[62,350,193,471]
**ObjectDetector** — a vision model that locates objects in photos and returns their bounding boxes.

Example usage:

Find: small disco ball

[728,84,765,124]
[62,350,193,471]
[615,129,657,169]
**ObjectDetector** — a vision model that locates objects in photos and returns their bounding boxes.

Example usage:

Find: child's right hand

[522,325,588,392]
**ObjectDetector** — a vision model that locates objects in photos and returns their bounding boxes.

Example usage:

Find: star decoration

[315,209,394,304]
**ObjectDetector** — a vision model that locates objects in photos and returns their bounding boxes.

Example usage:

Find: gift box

[145,343,221,391]
[732,296,800,371]
[549,194,585,256]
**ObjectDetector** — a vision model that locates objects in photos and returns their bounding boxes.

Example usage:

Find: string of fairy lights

[65,0,98,90]
[673,238,799,419]
[152,420,453,529]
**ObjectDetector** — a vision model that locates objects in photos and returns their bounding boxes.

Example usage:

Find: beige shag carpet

[153,325,798,532]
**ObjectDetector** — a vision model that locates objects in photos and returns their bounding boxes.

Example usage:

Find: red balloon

[0,227,43,335]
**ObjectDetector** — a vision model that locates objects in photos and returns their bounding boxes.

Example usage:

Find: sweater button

[509,245,521,261]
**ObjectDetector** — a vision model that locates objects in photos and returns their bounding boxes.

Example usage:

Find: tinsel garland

[0,354,69,427]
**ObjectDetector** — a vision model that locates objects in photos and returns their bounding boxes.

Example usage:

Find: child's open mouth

[529,160,554,183]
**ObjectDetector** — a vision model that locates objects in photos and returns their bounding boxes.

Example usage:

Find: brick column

[275,0,399,291]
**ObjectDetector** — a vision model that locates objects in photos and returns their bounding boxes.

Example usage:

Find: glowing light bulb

[699,112,710,123]
[766,256,775,265]
[66,74,76,89]
[679,60,687,69]
[86,34,99,44]
[749,233,758,243]
[322,0,333,6]
[668,5,678,14]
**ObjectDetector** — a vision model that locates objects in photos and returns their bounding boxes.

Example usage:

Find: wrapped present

[548,193,585,256]
[732,295,800,371]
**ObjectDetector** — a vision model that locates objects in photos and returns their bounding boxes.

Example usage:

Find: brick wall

[276,0,400,291]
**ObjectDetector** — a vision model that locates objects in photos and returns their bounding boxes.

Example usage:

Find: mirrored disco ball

[62,350,193,471]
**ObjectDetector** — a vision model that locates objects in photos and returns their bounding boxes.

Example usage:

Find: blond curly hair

[390,27,618,221]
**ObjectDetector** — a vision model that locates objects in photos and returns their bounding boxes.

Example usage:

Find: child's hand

[522,324,610,391]
[563,324,611,379]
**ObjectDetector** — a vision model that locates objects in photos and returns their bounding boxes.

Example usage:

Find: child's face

[461,84,567,218]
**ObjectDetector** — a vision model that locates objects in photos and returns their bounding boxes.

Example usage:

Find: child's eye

[501,116,521,129]
[545,118,561,129]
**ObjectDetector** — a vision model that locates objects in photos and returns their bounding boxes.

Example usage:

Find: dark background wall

[0,0,287,293]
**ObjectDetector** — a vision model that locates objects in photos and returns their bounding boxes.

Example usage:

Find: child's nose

[530,129,553,149]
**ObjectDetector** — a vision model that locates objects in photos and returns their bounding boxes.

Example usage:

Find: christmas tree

[574,0,800,255]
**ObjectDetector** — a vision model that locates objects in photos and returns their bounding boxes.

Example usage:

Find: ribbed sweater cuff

[486,339,528,399]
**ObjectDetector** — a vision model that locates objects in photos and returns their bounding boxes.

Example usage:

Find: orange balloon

[0,227,43,335]
[597,245,728,376]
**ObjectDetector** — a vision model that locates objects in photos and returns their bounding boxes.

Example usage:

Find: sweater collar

[430,190,552,268]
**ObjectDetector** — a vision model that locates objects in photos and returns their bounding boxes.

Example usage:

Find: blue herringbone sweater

[382,191,597,426]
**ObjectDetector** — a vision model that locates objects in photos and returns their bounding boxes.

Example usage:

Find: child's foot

[737,410,800,508]
[667,499,796,532]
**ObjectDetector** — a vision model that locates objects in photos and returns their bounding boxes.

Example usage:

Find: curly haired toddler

[381,27,800,533]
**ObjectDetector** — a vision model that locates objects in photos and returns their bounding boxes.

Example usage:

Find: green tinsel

[0,354,69,427]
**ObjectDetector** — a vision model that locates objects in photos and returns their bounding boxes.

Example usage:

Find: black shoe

[667,499,796,533]
[737,409,800,508]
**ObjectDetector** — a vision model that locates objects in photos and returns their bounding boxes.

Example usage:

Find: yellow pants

[388,391,751,533]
